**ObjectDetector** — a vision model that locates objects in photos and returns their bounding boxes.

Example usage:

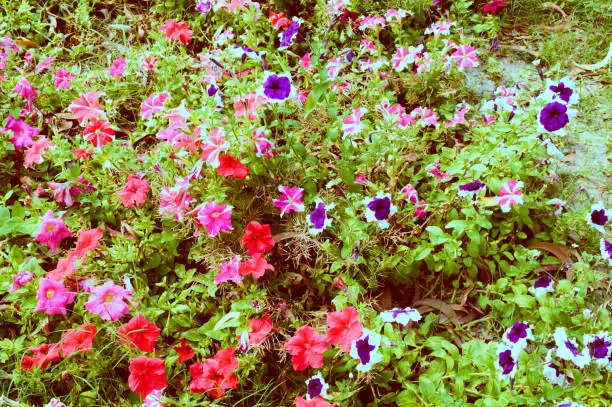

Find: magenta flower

[9,270,34,292]
[34,210,73,252]
[141,92,170,120]
[109,58,126,77]
[342,108,368,137]
[195,201,233,237]
[24,137,54,168]
[2,116,39,151]
[12,78,38,103]
[34,278,76,315]
[215,256,243,285]
[450,44,479,71]
[85,281,132,321]
[54,68,76,90]
[273,186,305,217]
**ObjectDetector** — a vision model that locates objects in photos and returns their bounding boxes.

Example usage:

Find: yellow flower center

[46,289,55,299]
[46,223,56,232]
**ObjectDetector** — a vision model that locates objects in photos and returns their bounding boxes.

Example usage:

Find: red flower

[61,323,97,357]
[295,396,336,407]
[248,315,273,345]
[242,221,275,256]
[284,326,328,371]
[159,19,193,44]
[326,306,363,353]
[217,155,249,179]
[74,227,103,260]
[72,148,95,160]
[21,343,61,370]
[174,338,195,363]
[239,254,274,279]
[482,0,506,14]
[128,356,167,399]
[46,250,78,282]
[189,347,239,399]
[118,314,161,353]
[83,117,115,147]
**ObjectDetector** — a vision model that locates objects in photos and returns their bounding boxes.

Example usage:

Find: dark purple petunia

[208,84,218,97]
[392,309,408,318]
[590,209,608,226]
[550,82,573,103]
[367,197,391,220]
[309,202,327,229]
[458,180,486,197]
[589,336,612,359]
[262,74,292,100]
[196,0,211,14]
[356,335,376,364]
[534,274,552,289]
[539,102,569,132]
[279,18,300,48]
[307,377,323,399]
[498,349,516,375]
[507,322,530,344]
[603,240,612,258]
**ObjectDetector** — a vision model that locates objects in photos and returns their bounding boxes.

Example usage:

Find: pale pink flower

[392,45,423,72]
[215,256,243,285]
[234,92,268,120]
[9,270,34,292]
[451,44,479,71]
[326,57,344,80]
[496,180,524,212]
[424,20,455,37]
[141,92,170,120]
[34,210,72,252]
[117,175,150,207]
[342,108,368,137]
[360,38,377,54]
[401,184,419,205]
[142,56,158,71]
[159,177,193,221]
[48,181,76,207]
[109,58,126,77]
[415,52,434,73]
[24,137,54,168]
[195,201,233,237]
[273,186,305,217]
[300,53,312,69]
[201,127,228,168]
[411,107,439,127]
[165,100,192,130]
[34,278,76,315]
[2,116,37,150]
[445,105,470,128]
[69,92,106,126]
[36,56,56,74]
[359,16,385,30]
[85,281,132,321]
[54,68,76,90]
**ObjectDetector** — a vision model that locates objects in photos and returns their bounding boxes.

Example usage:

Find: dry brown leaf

[542,2,569,32]
[414,298,461,327]
[528,242,572,263]
[272,232,300,242]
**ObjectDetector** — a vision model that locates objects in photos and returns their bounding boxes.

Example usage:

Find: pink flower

[74,227,103,260]
[342,108,367,136]
[273,186,305,217]
[12,78,38,103]
[392,45,423,71]
[401,184,419,204]
[24,137,54,168]
[36,56,56,74]
[10,270,34,292]
[411,107,439,127]
[54,68,75,90]
[450,44,479,71]
[48,181,76,207]
[234,92,268,120]
[34,278,76,315]
[141,56,157,71]
[159,177,193,221]
[117,175,150,207]
[215,256,243,285]
[141,92,170,120]
[83,118,115,148]
[2,116,39,151]
[85,281,132,321]
[201,127,229,168]
[159,19,193,44]
[34,210,72,252]
[69,92,106,126]
[300,53,312,69]
[109,58,126,77]
[195,201,233,237]
[496,180,524,212]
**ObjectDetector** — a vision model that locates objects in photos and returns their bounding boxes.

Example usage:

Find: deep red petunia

[174,338,195,363]
[295,396,336,407]
[284,326,328,371]
[325,306,363,353]
[482,0,506,14]
[61,322,97,357]
[248,315,273,345]
[21,343,61,370]
[118,314,161,353]
[159,19,193,44]
[128,356,167,399]
[189,347,239,399]
[242,221,275,256]
[217,154,249,179]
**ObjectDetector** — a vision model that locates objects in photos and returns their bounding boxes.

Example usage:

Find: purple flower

[498,349,516,374]
[550,82,573,103]
[364,193,397,229]
[586,203,609,232]
[554,327,591,368]
[9,270,34,292]
[539,102,569,132]
[349,329,382,372]
[196,0,211,14]
[495,345,519,378]
[458,180,486,198]
[380,307,421,325]
[355,336,375,364]
[531,274,554,297]
[503,322,533,349]
[308,200,334,234]
[262,73,292,101]
[589,335,611,359]
[305,373,328,400]
[543,349,567,386]
[279,18,301,48]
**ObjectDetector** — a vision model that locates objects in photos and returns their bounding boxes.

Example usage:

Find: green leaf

[418,376,436,400]
[213,311,241,331]
[426,226,450,245]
